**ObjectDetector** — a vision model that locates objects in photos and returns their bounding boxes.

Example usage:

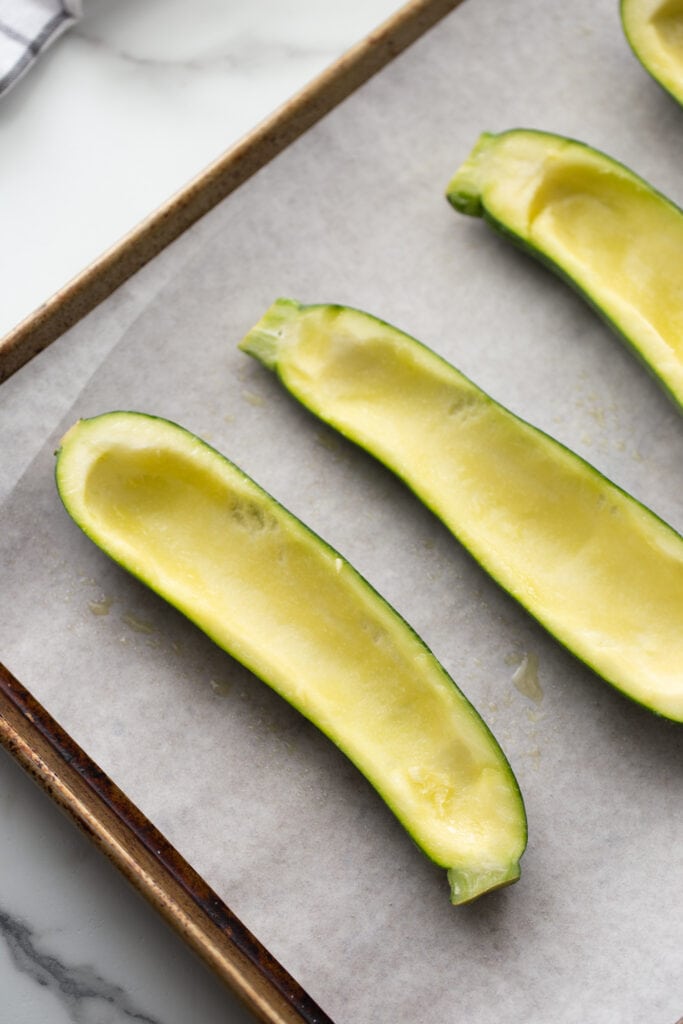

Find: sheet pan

[1,0,682,1021]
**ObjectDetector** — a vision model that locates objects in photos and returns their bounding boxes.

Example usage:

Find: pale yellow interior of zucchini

[652,0,683,52]
[56,414,525,898]
[250,303,683,723]
[623,0,683,90]
[448,131,683,402]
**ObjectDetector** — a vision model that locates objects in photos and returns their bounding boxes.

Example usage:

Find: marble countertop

[0,0,402,339]
[0,2,402,1020]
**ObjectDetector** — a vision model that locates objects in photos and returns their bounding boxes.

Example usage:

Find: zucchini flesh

[55,412,527,904]
[446,128,683,409]
[621,0,683,107]
[240,299,683,723]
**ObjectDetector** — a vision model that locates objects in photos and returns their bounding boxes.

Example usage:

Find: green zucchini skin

[621,0,683,108]
[240,299,683,724]
[55,411,527,905]
[446,128,683,411]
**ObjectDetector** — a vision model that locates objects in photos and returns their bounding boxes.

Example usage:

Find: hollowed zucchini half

[55,411,527,904]
[621,0,683,107]
[446,128,683,410]
[241,298,683,724]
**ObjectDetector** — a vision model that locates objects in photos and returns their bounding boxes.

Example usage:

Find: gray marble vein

[0,908,162,1024]
[73,28,335,73]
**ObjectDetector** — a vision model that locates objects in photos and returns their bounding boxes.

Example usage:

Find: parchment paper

[1,1,682,1021]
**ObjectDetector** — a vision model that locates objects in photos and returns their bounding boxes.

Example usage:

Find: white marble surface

[0,1,403,1020]
[0,0,402,340]
[0,747,259,1024]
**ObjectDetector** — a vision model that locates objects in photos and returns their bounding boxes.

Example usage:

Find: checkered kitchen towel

[0,0,81,96]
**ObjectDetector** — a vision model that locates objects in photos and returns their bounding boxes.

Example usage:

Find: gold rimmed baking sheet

[0,1,681,1021]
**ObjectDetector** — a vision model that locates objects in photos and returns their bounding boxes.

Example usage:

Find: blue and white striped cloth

[0,0,81,97]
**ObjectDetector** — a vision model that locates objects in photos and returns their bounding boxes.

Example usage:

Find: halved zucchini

[240,299,683,724]
[446,128,683,409]
[55,411,527,904]
[621,0,683,107]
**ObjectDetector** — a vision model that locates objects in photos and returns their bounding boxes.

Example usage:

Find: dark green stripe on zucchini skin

[446,128,683,411]
[240,299,683,724]
[55,411,527,905]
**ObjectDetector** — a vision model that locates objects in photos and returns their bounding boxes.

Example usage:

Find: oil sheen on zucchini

[55,411,527,904]
[240,299,683,723]
[446,128,683,409]
[621,0,683,107]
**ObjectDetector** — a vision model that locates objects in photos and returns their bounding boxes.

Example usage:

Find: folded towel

[0,0,81,97]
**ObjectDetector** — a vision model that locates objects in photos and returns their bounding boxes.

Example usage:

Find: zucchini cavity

[56,411,527,904]
[241,299,683,723]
